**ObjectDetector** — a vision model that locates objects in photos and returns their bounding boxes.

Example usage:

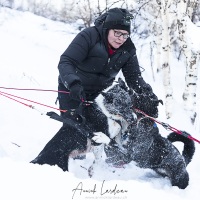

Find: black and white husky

[31,78,135,174]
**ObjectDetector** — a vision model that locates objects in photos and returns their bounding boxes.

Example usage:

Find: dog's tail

[167,131,195,166]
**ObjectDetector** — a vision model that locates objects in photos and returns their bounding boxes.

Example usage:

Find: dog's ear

[118,77,124,86]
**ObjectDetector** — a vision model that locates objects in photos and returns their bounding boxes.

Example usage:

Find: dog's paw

[92,132,111,145]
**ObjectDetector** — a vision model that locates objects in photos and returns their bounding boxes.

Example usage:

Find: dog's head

[96,78,136,125]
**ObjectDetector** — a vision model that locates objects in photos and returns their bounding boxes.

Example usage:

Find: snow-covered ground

[0,7,200,200]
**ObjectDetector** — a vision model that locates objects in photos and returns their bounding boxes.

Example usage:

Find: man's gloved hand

[69,83,85,102]
[132,84,163,118]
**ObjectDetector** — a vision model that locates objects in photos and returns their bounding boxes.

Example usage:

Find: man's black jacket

[58,24,149,98]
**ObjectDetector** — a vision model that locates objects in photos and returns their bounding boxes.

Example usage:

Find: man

[57,7,158,119]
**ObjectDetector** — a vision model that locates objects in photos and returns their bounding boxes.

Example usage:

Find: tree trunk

[177,0,199,123]
[160,0,173,119]
[182,50,199,123]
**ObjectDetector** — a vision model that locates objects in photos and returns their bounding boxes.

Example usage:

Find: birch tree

[159,0,174,119]
[176,0,199,123]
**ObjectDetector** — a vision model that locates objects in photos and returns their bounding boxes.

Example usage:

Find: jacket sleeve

[122,50,152,93]
[58,28,93,88]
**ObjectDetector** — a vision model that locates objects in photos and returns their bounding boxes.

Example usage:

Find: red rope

[0,87,89,112]
[168,125,200,143]
[0,86,69,94]
[0,90,67,113]
[134,108,200,144]
[1,86,199,144]
[0,91,33,108]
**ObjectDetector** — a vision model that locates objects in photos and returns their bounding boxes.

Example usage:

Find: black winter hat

[103,8,133,34]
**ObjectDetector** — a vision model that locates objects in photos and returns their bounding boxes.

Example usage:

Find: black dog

[101,85,195,189]
[31,78,135,173]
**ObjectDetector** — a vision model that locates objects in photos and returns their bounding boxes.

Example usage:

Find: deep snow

[0,7,200,200]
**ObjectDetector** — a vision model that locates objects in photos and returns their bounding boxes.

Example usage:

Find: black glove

[69,83,85,102]
[141,84,154,96]
[132,84,163,118]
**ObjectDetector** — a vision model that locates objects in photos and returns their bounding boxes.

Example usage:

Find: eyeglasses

[113,30,130,39]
